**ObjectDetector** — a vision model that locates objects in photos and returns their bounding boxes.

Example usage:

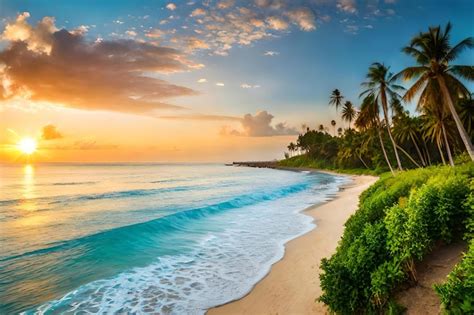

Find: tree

[356,94,395,174]
[421,102,456,166]
[397,22,474,161]
[458,93,474,138]
[337,127,343,137]
[361,62,405,171]
[329,89,344,111]
[341,101,357,129]
[318,124,325,132]
[393,113,427,166]
[331,120,337,136]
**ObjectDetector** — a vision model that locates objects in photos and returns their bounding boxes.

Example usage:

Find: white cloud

[263,50,279,56]
[125,30,137,37]
[240,83,260,89]
[337,0,357,14]
[216,82,225,86]
[197,78,207,83]
[166,3,177,10]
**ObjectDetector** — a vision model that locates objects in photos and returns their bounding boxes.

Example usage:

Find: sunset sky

[0,0,473,162]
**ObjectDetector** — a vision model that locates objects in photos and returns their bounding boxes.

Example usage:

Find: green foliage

[319,164,473,314]
[435,240,474,314]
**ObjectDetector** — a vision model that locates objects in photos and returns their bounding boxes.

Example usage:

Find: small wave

[51,181,96,186]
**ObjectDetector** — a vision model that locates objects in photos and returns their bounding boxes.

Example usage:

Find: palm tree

[337,127,343,137]
[458,93,474,137]
[355,94,395,174]
[361,62,405,171]
[422,101,456,166]
[393,113,427,166]
[331,120,336,136]
[329,89,344,111]
[397,22,474,161]
[341,101,357,129]
[318,124,325,132]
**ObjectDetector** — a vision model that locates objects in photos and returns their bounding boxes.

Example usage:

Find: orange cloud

[41,124,63,140]
[0,13,200,114]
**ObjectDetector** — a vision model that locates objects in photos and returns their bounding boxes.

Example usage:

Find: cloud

[217,0,235,9]
[263,50,279,56]
[216,82,225,86]
[0,13,201,114]
[240,83,260,88]
[41,124,63,140]
[190,8,206,17]
[160,113,240,121]
[1,12,57,54]
[183,36,210,51]
[197,78,207,83]
[50,140,118,150]
[286,7,316,31]
[222,111,298,137]
[266,16,289,31]
[166,3,177,10]
[337,0,357,14]
[125,30,137,37]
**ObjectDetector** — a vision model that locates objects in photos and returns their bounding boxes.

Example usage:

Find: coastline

[208,172,378,315]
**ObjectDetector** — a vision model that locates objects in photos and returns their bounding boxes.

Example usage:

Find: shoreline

[208,172,378,315]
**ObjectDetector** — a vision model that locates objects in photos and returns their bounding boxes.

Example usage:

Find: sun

[17,137,38,155]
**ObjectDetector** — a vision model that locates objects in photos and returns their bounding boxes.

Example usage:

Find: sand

[208,174,378,315]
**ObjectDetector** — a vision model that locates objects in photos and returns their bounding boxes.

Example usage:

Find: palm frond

[449,65,474,81]
[403,74,428,102]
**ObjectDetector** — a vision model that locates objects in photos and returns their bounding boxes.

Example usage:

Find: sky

[0,0,473,163]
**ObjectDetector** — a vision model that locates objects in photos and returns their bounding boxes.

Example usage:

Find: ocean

[0,163,349,314]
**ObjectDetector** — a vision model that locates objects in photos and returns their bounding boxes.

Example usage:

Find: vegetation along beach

[0,0,473,314]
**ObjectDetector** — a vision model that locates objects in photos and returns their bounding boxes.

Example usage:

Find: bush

[319,163,473,314]
[435,240,474,314]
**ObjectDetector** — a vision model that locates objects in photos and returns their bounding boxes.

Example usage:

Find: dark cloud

[0,13,202,114]
[41,124,63,140]
[221,110,298,137]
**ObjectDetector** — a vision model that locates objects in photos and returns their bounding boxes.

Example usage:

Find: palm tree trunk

[422,140,432,165]
[441,123,455,167]
[381,88,403,170]
[437,139,447,165]
[438,75,474,161]
[396,144,422,168]
[357,152,370,169]
[410,134,426,166]
[377,124,395,174]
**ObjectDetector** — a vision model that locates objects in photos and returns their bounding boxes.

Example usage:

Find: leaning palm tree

[421,104,455,166]
[458,93,474,137]
[331,120,336,136]
[355,94,395,174]
[396,22,474,161]
[361,62,405,171]
[341,101,357,129]
[329,89,344,111]
[393,113,427,166]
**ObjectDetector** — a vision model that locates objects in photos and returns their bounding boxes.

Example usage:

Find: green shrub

[435,240,474,314]
[319,163,473,314]
[370,260,405,307]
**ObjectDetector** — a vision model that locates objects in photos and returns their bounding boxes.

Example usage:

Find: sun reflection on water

[20,164,37,212]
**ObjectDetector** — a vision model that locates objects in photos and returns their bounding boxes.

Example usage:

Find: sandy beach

[209,174,378,315]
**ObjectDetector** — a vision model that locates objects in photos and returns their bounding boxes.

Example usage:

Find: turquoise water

[0,164,348,314]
